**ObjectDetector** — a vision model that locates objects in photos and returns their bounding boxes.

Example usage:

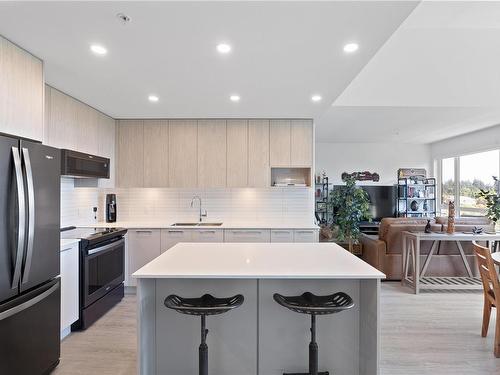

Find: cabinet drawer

[161,229,193,253]
[270,230,294,243]
[127,229,161,286]
[224,229,271,243]
[192,229,223,243]
[293,230,319,243]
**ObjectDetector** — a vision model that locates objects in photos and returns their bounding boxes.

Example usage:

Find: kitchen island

[133,242,385,375]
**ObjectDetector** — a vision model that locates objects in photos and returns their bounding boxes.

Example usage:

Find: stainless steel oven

[83,238,125,308]
[61,227,127,330]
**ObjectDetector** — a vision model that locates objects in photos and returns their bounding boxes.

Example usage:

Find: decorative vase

[425,220,431,233]
[447,201,455,234]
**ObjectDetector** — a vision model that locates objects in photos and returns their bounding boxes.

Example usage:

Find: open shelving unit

[397,177,436,218]
[314,176,333,225]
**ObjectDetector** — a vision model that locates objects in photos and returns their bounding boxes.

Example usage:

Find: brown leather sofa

[360,217,494,280]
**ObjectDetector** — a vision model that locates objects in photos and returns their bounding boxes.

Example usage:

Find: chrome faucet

[190,195,207,222]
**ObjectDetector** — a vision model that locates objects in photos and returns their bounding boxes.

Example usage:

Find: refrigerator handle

[21,148,35,285]
[11,147,26,289]
[0,280,59,322]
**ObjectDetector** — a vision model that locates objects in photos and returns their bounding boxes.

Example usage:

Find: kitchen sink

[171,222,223,227]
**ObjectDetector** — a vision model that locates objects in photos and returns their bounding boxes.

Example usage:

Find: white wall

[315,142,432,185]
[60,178,100,227]
[430,123,500,159]
[60,180,314,226]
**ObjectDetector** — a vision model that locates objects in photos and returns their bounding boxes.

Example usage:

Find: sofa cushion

[435,216,492,226]
[379,217,433,242]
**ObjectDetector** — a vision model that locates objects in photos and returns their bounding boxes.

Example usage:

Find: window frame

[437,148,500,218]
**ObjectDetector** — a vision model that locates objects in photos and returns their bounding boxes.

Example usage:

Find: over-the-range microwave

[61,149,110,179]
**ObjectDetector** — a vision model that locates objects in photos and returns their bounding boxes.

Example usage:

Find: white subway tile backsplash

[60,180,314,227]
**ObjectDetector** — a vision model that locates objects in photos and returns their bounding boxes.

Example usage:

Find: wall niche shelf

[271,167,311,187]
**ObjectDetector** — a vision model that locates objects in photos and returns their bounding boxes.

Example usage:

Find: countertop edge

[78,222,320,230]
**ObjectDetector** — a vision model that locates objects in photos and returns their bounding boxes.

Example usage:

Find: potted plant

[329,176,372,253]
[477,176,500,230]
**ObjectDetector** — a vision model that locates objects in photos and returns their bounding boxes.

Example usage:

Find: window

[439,149,500,217]
[459,150,499,216]
[440,157,455,216]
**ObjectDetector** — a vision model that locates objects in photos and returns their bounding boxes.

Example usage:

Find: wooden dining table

[401,231,500,294]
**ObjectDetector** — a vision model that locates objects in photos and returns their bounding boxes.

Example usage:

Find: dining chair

[474,242,500,357]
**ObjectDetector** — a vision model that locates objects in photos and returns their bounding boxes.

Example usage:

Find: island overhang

[133,242,386,279]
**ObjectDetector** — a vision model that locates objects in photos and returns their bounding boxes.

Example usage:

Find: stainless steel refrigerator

[0,133,61,374]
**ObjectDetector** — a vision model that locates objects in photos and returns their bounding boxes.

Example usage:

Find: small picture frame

[316,201,327,211]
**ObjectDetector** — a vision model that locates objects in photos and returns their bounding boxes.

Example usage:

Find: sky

[442,149,499,185]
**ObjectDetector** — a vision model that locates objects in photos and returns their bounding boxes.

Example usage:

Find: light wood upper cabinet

[0,36,44,141]
[226,120,248,188]
[291,120,313,166]
[76,103,99,155]
[116,120,144,187]
[98,113,116,188]
[169,120,197,188]
[144,120,169,187]
[270,120,291,167]
[47,87,78,150]
[248,120,270,187]
[198,120,226,188]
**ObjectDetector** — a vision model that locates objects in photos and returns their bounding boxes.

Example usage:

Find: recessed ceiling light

[148,95,159,102]
[311,95,322,102]
[217,43,232,54]
[230,95,240,102]
[90,44,107,55]
[343,43,359,53]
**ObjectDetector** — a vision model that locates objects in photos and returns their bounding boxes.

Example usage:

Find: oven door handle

[88,238,125,256]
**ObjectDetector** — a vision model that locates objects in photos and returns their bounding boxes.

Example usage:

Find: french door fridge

[0,133,61,374]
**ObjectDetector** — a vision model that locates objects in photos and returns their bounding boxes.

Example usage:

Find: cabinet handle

[199,231,216,234]
[135,230,153,233]
[168,230,184,233]
[273,230,291,234]
[61,247,72,252]
[296,230,313,234]
[232,231,261,234]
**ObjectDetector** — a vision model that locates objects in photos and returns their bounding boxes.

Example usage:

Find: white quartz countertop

[80,221,319,230]
[133,242,385,279]
[60,238,79,251]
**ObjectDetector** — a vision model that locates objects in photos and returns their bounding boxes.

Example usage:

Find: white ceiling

[319,1,500,143]
[0,1,498,144]
[0,1,417,118]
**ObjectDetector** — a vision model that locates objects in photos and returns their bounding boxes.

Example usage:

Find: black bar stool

[164,293,244,375]
[273,291,354,375]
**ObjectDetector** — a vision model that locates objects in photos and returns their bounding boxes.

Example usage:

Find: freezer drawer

[0,278,60,375]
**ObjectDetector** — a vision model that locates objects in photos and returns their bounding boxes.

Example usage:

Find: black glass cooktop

[60,226,127,242]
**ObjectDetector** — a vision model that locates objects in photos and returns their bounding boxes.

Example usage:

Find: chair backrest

[474,242,500,303]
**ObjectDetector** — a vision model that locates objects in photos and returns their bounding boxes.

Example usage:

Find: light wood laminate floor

[52,283,500,375]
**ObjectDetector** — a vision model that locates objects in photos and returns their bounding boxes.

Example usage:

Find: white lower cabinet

[224,229,271,243]
[161,229,224,253]
[60,243,79,338]
[126,227,318,287]
[270,229,294,243]
[191,229,224,243]
[161,229,192,253]
[293,229,319,243]
[127,229,161,287]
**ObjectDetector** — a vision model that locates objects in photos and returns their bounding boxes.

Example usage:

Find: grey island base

[134,243,385,375]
